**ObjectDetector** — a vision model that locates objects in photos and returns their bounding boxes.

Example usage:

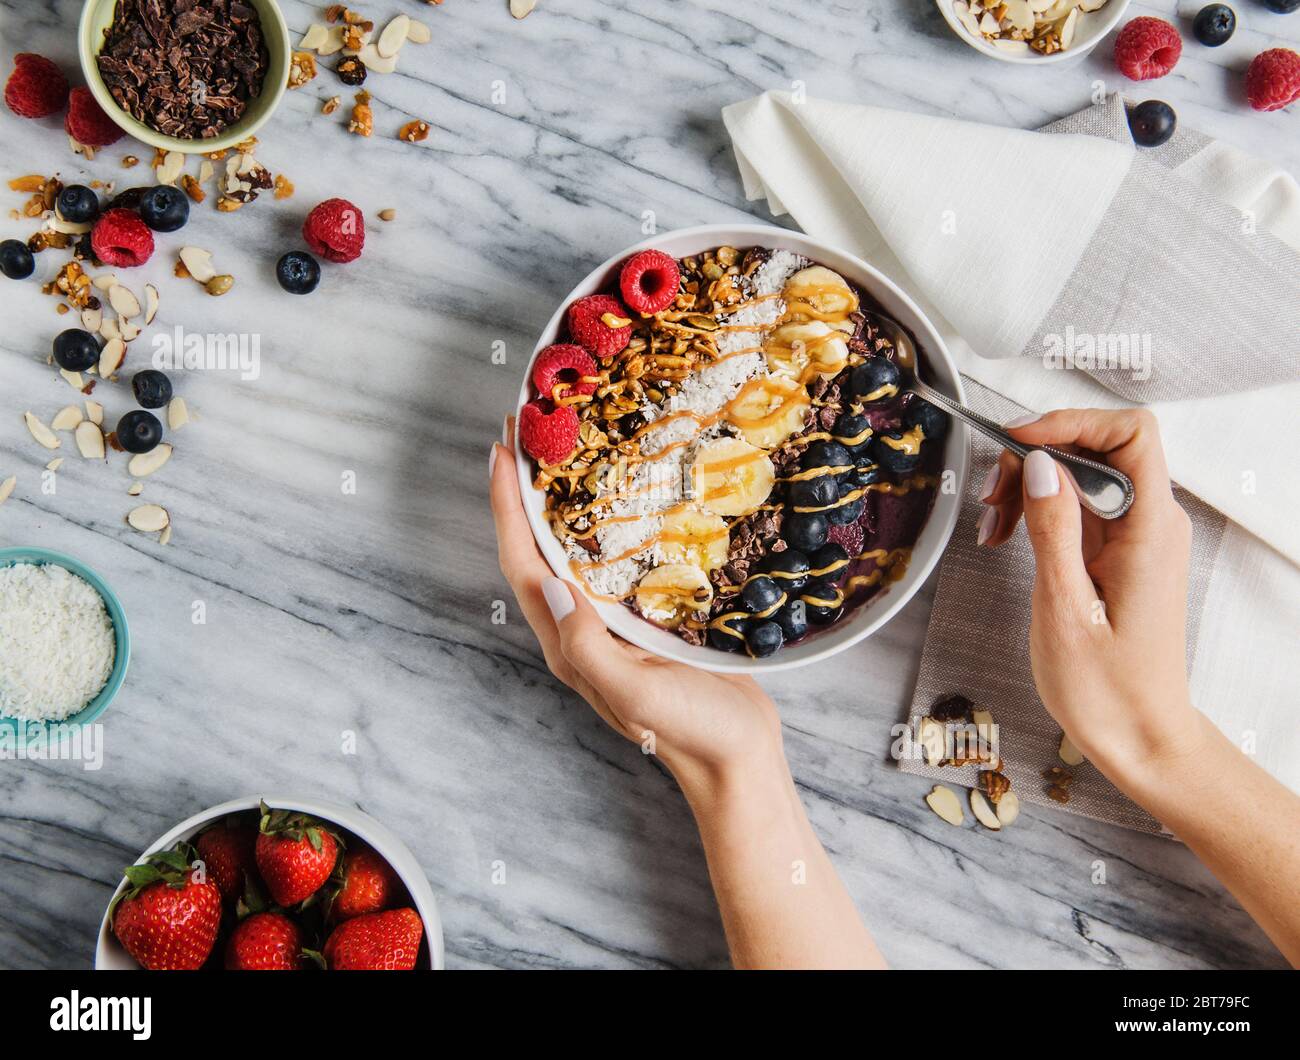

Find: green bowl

[77,0,290,155]
[0,547,131,737]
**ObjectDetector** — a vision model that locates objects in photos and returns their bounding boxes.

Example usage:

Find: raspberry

[826,521,864,557]
[532,344,598,402]
[619,249,680,315]
[518,399,580,465]
[64,86,123,147]
[1246,49,1300,113]
[303,198,366,263]
[91,209,154,268]
[1114,17,1182,81]
[4,54,69,119]
[566,294,631,361]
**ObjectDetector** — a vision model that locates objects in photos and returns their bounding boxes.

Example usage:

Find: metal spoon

[865,312,1135,520]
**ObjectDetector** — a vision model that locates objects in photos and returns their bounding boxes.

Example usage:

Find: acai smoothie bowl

[515,225,968,673]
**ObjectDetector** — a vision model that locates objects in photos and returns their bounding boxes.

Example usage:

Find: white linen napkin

[722,90,1300,807]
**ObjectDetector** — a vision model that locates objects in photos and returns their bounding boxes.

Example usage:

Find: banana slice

[660,506,730,572]
[634,563,713,628]
[765,320,849,381]
[725,377,810,449]
[691,436,776,516]
[783,265,858,320]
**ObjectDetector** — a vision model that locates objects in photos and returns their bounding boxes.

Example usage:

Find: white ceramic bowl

[935,0,1130,64]
[95,794,445,969]
[515,223,969,674]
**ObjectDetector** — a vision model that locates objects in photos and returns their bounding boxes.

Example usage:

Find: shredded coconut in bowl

[0,563,116,722]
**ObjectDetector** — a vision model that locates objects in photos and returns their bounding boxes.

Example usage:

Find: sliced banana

[725,377,810,449]
[783,265,858,320]
[634,563,713,629]
[660,506,729,572]
[690,436,775,516]
[765,320,849,381]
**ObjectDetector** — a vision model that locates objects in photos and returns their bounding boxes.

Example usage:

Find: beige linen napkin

[722,91,1300,830]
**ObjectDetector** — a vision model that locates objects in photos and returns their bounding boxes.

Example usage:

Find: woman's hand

[489,420,784,793]
[976,409,1200,777]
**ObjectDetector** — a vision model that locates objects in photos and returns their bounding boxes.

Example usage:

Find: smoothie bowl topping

[519,244,952,661]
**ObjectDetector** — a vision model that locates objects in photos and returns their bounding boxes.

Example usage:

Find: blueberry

[1128,100,1177,148]
[851,460,883,488]
[276,250,321,295]
[784,511,829,553]
[138,185,189,232]
[132,369,173,409]
[831,413,873,452]
[904,398,948,441]
[741,574,786,615]
[744,620,784,659]
[708,613,749,652]
[760,549,810,595]
[56,184,100,225]
[800,440,853,473]
[801,584,845,625]
[52,328,100,372]
[774,600,808,643]
[808,543,850,583]
[871,430,923,474]
[848,356,900,404]
[0,239,35,280]
[116,410,163,454]
[788,474,838,510]
[1262,0,1298,12]
[1193,4,1236,45]
[827,480,865,525]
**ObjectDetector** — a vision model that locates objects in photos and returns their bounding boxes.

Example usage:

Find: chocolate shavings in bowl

[96,0,269,140]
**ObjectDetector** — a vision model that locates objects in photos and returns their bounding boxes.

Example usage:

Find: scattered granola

[288,52,318,89]
[949,0,1106,57]
[398,120,430,143]
[348,90,374,136]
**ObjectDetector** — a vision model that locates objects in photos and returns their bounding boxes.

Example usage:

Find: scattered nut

[918,716,946,768]
[122,155,139,168]
[979,770,1011,805]
[24,412,60,450]
[51,406,84,431]
[128,443,172,477]
[288,51,317,88]
[273,175,294,199]
[108,283,141,319]
[205,274,234,297]
[377,15,410,57]
[299,23,329,50]
[85,400,104,426]
[179,247,216,283]
[1058,732,1085,766]
[180,173,205,203]
[510,0,537,19]
[0,476,15,505]
[322,95,342,115]
[127,504,170,533]
[144,284,159,325]
[348,90,373,136]
[46,458,64,471]
[406,19,431,44]
[398,120,429,143]
[75,420,105,460]
[378,208,396,221]
[167,397,190,430]
[157,151,184,186]
[970,788,1002,830]
[127,481,143,496]
[925,785,964,827]
[98,338,126,378]
[995,791,1021,826]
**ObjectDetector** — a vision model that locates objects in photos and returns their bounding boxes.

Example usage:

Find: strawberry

[330,846,402,922]
[225,911,304,971]
[110,844,222,970]
[254,802,341,907]
[195,818,257,905]
[322,907,423,970]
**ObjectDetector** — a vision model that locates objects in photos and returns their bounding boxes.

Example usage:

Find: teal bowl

[0,547,130,736]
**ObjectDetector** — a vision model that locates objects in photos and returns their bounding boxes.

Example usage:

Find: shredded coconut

[0,563,115,721]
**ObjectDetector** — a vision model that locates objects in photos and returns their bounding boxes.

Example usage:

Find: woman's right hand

[977,408,1202,777]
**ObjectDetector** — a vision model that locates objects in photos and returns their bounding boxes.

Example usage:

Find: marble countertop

[1,0,1295,970]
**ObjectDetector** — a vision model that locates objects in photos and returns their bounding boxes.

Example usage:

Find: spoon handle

[910,378,1135,520]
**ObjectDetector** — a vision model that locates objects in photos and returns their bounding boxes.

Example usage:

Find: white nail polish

[976,506,998,546]
[979,463,1000,501]
[1024,450,1060,499]
[488,444,498,477]
[1003,413,1041,429]
[542,577,575,622]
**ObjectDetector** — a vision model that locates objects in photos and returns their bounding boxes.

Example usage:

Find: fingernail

[489,443,498,477]
[502,416,511,447]
[1024,450,1060,499]
[976,506,998,546]
[979,463,1000,502]
[542,577,575,622]
[1003,413,1041,429]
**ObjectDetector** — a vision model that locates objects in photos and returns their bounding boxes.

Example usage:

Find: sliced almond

[405,18,431,43]
[81,305,103,332]
[179,247,216,284]
[51,405,84,431]
[198,159,214,183]
[991,38,1030,53]
[46,458,64,471]
[318,25,346,55]
[128,443,172,477]
[143,283,160,325]
[995,790,1021,826]
[357,43,397,73]
[85,400,104,426]
[510,0,537,18]
[48,216,92,235]
[919,717,946,768]
[952,1,981,36]
[925,785,964,827]
[1058,6,1078,50]
[100,317,121,342]
[377,15,410,57]
[299,23,329,49]
[92,272,118,291]
[0,475,15,505]
[109,283,141,319]
[127,504,170,533]
[60,369,85,390]
[167,397,190,431]
[120,320,141,342]
[157,151,184,186]
[159,522,172,546]
[99,337,126,378]
[1058,732,1085,766]
[127,481,143,496]
[75,420,105,460]
[970,788,1002,830]
[24,412,60,450]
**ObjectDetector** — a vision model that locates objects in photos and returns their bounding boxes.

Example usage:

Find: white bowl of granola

[515,224,968,673]
[936,0,1129,63]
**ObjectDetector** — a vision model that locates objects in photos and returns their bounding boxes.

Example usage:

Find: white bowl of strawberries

[94,795,445,970]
